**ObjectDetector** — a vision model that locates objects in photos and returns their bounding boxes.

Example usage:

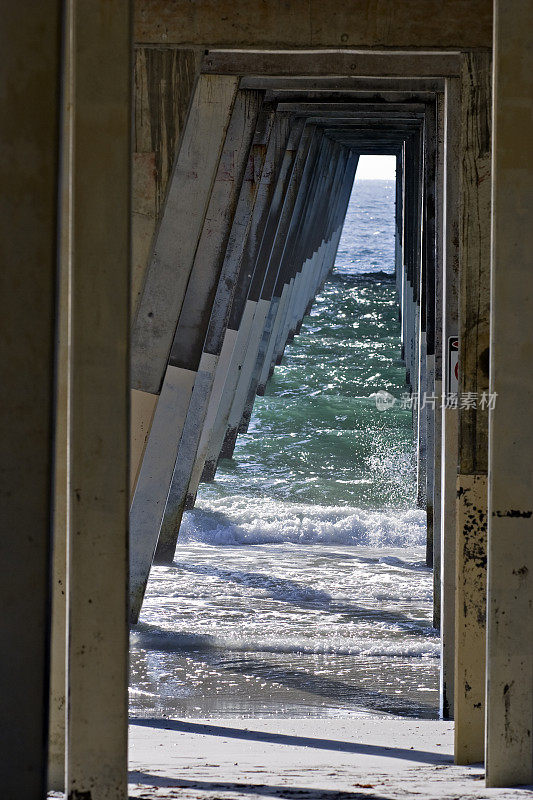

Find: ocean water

[130,179,438,720]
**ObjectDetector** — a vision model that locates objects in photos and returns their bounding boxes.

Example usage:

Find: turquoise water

[193,179,416,514]
[212,272,413,509]
[130,178,437,720]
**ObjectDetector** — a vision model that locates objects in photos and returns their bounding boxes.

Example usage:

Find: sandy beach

[126,718,533,800]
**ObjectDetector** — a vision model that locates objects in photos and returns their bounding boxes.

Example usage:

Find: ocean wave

[131,624,438,660]
[179,497,426,548]
[331,268,395,281]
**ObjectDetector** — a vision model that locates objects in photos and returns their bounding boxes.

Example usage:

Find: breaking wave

[131,624,438,660]
[180,497,426,548]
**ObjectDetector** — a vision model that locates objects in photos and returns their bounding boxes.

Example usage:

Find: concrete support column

[294,148,356,328]
[411,128,424,496]
[272,135,332,343]
[48,2,74,788]
[402,133,420,392]
[395,152,404,305]
[416,122,428,525]
[423,103,438,572]
[440,76,461,720]
[454,51,491,765]
[271,144,346,371]
[486,0,533,786]
[66,2,131,798]
[399,142,407,365]
[0,5,61,797]
[433,91,445,629]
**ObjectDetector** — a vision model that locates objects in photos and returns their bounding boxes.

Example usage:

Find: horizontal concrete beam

[277,102,427,114]
[202,49,462,77]
[241,76,445,92]
[133,2,492,49]
[265,90,439,104]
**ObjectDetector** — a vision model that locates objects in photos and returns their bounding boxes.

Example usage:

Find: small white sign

[447,336,459,394]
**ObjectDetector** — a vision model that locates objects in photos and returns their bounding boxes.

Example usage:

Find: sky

[355,154,396,180]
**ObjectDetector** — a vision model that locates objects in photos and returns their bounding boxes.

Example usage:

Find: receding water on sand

[129,179,439,720]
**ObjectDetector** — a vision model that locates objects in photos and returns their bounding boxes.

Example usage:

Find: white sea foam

[180,496,426,548]
[131,625,439,660]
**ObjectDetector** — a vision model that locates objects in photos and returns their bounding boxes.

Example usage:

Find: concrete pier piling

[440,75,461,722]
[1,5,62,797]
[486,0,533,785]
[5,2,533,793]
[65,4,131,798]
[454,50,492,765]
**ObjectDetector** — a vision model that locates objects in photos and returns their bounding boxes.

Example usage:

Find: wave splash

[180,496,426,548]
[131,623,439,660]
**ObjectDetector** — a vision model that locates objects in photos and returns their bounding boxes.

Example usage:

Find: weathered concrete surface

[486,0,533,787]
[134,1,492,49]
[422,101,438,571]
[439,76,461,722]
[131,389,159,498]
[48,3,74,785]
[454,50,491,766]
[0,4,61,797]
[432,91,445,630]
[132,47,200,314]
[454,474,487,765]
[458,51,491,480]
[65,3,131,798]
[130,366,195,622]
[132,74,239,394]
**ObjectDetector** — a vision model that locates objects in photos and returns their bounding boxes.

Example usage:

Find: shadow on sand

[129,769,394,799]
[130,719,452,765]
